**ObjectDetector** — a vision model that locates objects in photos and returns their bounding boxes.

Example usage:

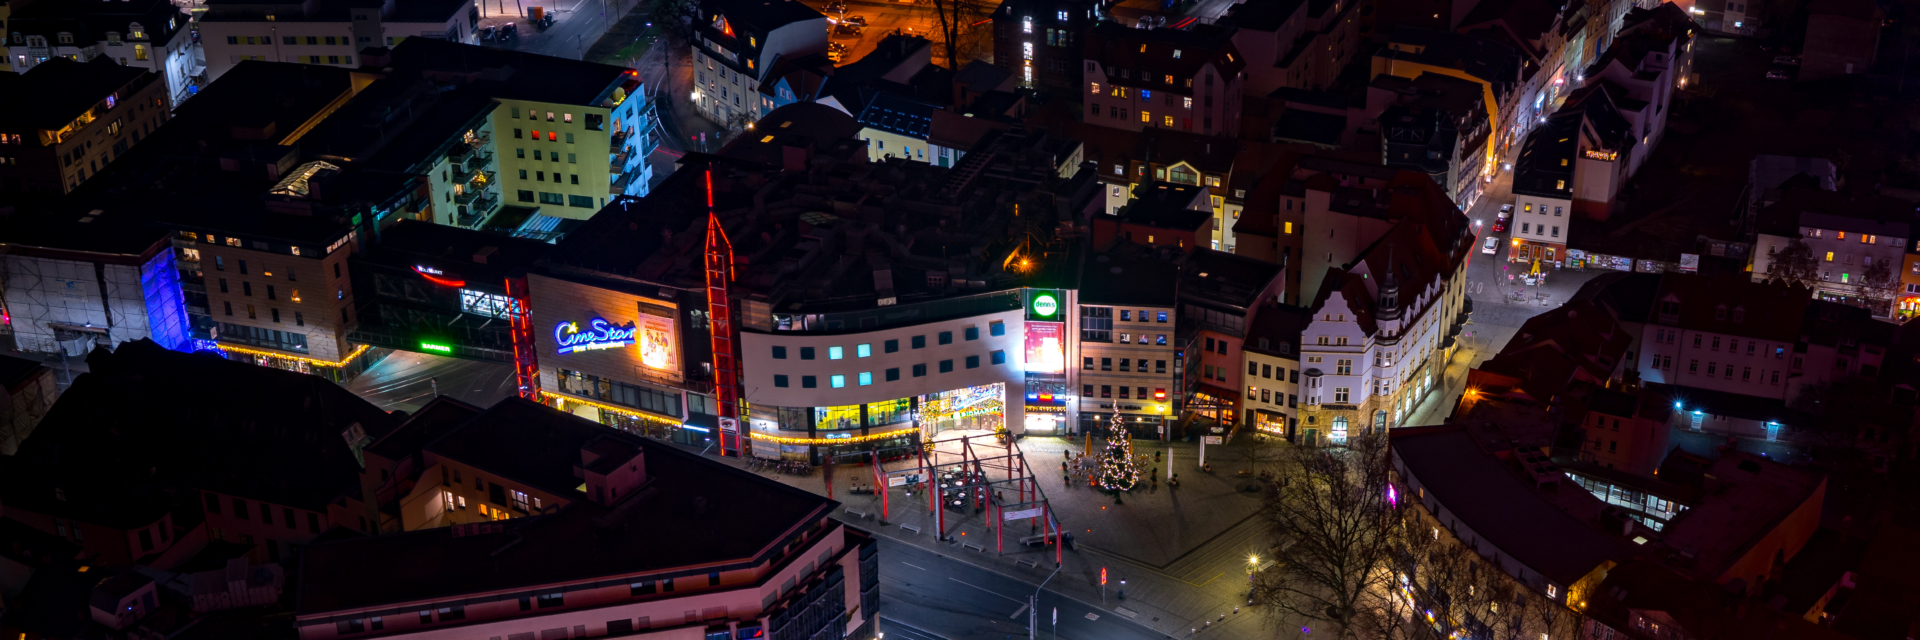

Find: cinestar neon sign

[554,318,637,354]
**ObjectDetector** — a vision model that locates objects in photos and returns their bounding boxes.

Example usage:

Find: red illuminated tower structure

[506,276,540,400]
[704,170,744,457]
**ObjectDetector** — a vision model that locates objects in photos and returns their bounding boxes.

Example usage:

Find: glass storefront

[918,382,1006,436]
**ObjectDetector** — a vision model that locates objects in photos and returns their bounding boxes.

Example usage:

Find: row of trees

[1251,433,1587,640]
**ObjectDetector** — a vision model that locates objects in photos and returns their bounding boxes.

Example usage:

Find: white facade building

[198,0,476,83]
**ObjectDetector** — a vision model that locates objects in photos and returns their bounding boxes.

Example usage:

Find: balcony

[457,195,500,227]
[455,180,497,206]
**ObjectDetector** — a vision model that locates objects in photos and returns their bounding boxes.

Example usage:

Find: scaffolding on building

[0,247,174,355]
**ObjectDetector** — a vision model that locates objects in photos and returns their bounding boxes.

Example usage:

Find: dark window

[307,513,320,533]
[966,355,980,369]
[965,327,980,341]
[138,529,154,551]
[335,620,365,635]
[802,376,818,388]
[885,339,899,353]
[283,507,296,529]
[912,363,927,377]
[630,580,656,596]
[912,335,927,349]
[489,482,507,505]
[204,492,221,514]
[940,359,954,373]
[518,190,535,202]
[886,368,900,381]
[800,347,816,360]
[537,592,565,608]
[419,611,432,625]
[990,321,1005,336]
[709,572,721,586]
[663,578,675,592]
[772,346,787,359]
[218,278,228,293]
[261,505,272,525]
[774,375,790,387]
[990,351,1006,365]
[238,260,248,274]
[609,620,634,633]
[939,331,953,345]
[437,606,465,621]
[242,282,252,296]
[231,498,249,519]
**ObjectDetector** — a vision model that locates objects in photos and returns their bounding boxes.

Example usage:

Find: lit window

[858,372,872,385]
[857,343,872,357]
[829,346,844,360]
[830,375,846,388]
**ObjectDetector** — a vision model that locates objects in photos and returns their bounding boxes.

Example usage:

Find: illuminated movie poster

[638,315,675,371]
[1023,322,1065,373]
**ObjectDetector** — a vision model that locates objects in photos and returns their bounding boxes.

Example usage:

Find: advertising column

[1022,289,1069,435]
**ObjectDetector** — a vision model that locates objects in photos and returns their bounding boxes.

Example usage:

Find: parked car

[844,15,867,25]
[479,26,496,41]
[501,22,518,39]
[832,23,862,37]
[1492,218,1508,233]
[1766,69,1791,80]
[1482,236,1500,255]
[824,1,847,12]
[1498,203,1514,217]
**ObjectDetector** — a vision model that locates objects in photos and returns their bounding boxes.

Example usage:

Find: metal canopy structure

[867,433,1062,564]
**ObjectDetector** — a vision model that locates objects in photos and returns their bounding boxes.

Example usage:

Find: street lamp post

[1029,563,1061,640]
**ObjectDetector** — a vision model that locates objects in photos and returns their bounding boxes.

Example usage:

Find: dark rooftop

[1180,248,1283,310]
[384,38,634,107]
[1080,243,1181,307]
[1392,425,1632,586]
[1,339,399,521]
[1272,109,1346,147]
[297,397,837,615]
[1118,182,1213,231]
[424,397,634,498]
[0,57,152,133]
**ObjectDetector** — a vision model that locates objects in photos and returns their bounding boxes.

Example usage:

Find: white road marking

[947,578,1023,604]
[1010,603,1029,619]
[902,562,926,571]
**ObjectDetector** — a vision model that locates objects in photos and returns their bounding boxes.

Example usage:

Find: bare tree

[1251,431,1398,638]
[1859,258,1900,317]
[647,0,698,45]
[1224,427,1282,476]
[918,0,990,69]
[1764,238,1821,291]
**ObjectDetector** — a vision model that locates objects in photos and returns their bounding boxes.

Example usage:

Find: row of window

[1085,357,1168,373]
[216,320,312,349]
[1246,385,1297,408]
[1083,384,1166,400]
[1248,361,1302,383]
[217,278,303,302]
[515,148,578,162]
[1805,228,1893,246]
[518,169,581,184]
[772,352,1009,388]
[514,190,596,208]
[769,325,1003,360]
[1649,329,1787,358]
[228,35,352,46]
[512,128,577,143]
[510,108,576,124]
[204,492,323,533]
[18,28,148,46]
[336,572,721,636]
[1653,356,1786,385]
[1518,222,1560,238]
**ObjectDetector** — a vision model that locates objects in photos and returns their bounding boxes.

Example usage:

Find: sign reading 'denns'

[555,318,638,354]
[1031,292,1058,317]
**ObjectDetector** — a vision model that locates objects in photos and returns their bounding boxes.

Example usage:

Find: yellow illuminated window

[1825,252,1835,262]
[1164,115,1174,126]
[1141,111,1150,123]
[1284,222,1293,234]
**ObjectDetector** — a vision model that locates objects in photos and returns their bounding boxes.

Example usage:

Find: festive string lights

[1097,412,1142,491]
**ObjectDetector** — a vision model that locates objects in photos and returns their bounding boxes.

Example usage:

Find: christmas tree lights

[1097,412,1142,491]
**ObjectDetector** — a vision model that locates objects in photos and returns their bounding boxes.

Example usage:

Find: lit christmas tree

[1097,413,1141,492]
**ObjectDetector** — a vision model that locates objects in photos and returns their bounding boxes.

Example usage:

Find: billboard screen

[1023,322,1065,373]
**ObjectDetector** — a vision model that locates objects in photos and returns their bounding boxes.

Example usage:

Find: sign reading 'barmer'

[554,318,638,354]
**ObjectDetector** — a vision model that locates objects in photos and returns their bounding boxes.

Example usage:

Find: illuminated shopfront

[918,383,1006,436]
[746,398,924,463]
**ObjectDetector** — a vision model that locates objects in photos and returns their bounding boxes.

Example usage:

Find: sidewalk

[693,436,1286,639]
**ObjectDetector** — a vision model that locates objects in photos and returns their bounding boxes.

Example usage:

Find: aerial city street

[2,0,1919,637]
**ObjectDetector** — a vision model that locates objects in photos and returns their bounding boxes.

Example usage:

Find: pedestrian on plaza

[1155,450,1162,462]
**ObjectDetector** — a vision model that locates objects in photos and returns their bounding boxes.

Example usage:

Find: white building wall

[740,309,1031,434]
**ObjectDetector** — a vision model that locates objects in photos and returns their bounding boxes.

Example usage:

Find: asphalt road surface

[874,536,1170,640]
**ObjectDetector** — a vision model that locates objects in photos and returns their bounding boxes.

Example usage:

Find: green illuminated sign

[420,342,453,353]
[1031,293,1058,317]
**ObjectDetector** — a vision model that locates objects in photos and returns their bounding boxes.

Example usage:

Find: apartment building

[1750,188,1915,317]
[5,0,199,105]
[1241,304,1308,438]
[1509,115,1575,265]
[1078,244,1182,437]
[197,0,476,82]
[989,0,1096,89]
[1222,0,1364,95]
[293,398,879,640]
[0,57,169,195]
[1082,24,1246,137]
[1093,182,1218,251]
[1298,218,1471,440]
[689,0,828,127]
[1178,250,1286,432]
